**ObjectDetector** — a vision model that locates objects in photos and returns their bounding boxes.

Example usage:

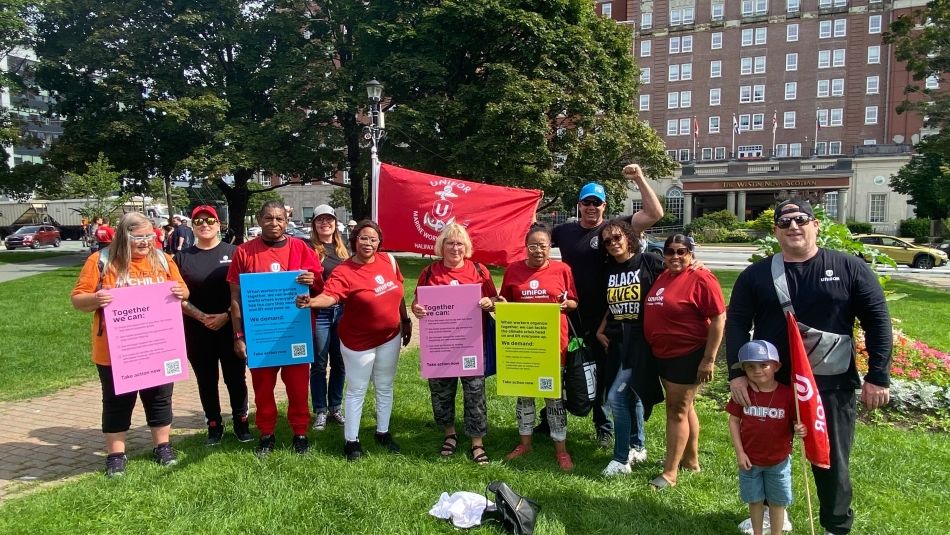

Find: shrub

[847,220,873,234]
[725,229,754,242]
[684,216,718,236]
[704,209,740,230]
[746,208,775,234]
[899,218,932,242]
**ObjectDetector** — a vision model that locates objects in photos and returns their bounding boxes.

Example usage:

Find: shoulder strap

[770,253,795,315]
[474,262,487,280]
[421,264,433,286]
[96,247,110,291]
[387,252,397,275]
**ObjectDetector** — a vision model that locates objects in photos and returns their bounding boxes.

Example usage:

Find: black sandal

[440,434,458,456]
[470,445,490,465]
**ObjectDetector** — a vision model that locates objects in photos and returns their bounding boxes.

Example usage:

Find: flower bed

[856,328,950,387]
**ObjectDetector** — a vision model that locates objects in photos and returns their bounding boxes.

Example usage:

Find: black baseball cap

[774,198,815,223]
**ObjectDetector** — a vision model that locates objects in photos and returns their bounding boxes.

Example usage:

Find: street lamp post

[364,80,385,218]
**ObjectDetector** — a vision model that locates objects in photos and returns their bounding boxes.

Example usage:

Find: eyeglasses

[527,243,550,252]
[602,234,625,246]
[580,199,604,207]
[775,215,814,229]
[313,216,335,224]
[129,235,153,243]
[192,217,218,226]
[664,247,690,257]
[444,241,465,249]
[357,236,380,244]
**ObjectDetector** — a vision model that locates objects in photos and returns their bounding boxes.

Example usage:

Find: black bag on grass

[482,480,540,535]
[562,320,597,417]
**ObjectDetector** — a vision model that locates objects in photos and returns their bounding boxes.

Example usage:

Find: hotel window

[640,68,651,84]
[865,106,878,124]
[753,85,766,102]
[740,86,753,103]
[869,193,887,223]
[834,19,847,37]
[869,15,881,34]
[641,12,653,29]
[831,78,844,96]
[755,27,767,44]
[715,147,727,159]
[742,29,754,46]
[833,49,846,67]
[680,118,692,135]
[830,108,843,126]
[784,111,796,128]
[682,36,693,52]
[710,87,722,105]
[787,0,800,12]
[601,2,612,17]
[712,2,725,20]
[786,53,798,71]
[754,56,766,74]
[790,143,803,157]
[669,64,680,81]
[670,8,682,25]
[670,37,680,54]
[683,7,695,24]
[775,144,788,157]
[639,94,650,111]
[741,57,753,75]
[711,32,723,49]
[925,75,940,90]
[787,24,799,42]
[817,79,830,97]
[864,139,877,145]
[702,147,713,160]
[824,191,838,219]
[666,187,684,222]
[785,82,797,100]
[818,109,829,127]
[668,93,680,109]
[641,40,651,57]
[868,46,880,64]
[739,114,751,131]
[678,149,691,162]
[752,113,765,130]
[667,119,678,135]
[819,50,831,68]
[742,0,754,15]
[681,63,692,80]
[711,60,722,77]
[820,0,848,6]
[680,91,692,108]
[819,21,832,39]
[666,149,677,159]
[709,116,721,133]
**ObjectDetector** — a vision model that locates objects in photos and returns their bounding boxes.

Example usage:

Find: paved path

[0,252,86,283]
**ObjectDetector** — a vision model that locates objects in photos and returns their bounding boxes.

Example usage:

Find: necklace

[752,386,778,422]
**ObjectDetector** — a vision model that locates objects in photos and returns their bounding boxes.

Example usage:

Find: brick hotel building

[596,0,935,231]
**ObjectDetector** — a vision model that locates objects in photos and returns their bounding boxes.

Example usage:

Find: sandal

[470,445,490,465]
[440,434,458,457]
[649,475,676,490]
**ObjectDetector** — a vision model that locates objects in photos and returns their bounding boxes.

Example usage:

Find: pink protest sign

[418,284,484,379]
[104,282,188,394]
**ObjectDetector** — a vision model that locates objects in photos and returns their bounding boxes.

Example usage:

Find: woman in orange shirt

[71,212,188,478]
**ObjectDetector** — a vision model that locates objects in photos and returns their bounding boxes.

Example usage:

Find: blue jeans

[309,305,345,413]
[606,367,645,463]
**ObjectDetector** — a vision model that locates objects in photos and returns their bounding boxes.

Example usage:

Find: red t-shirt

[726,384,796,466]
[500,260,577,358]
[227,237,323,300]
[323,252,405,351]
[95,225,115,245]
[153,227,164,248]
[415,260,497,299]
[644,268,725,358]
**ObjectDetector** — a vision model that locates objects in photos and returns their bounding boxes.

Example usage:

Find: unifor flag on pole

[786,311,831,468]
[373,163,542,266]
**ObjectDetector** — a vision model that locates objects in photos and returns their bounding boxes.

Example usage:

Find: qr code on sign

[539,377,554,392]
[291,343,308,358]
[164,359,182,377]
[462,356,477,370]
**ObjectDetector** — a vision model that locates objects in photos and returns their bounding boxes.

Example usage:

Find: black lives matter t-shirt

[603,252,665,327]
[175,242,237,328]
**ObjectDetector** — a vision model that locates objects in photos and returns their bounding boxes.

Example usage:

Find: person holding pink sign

[500,223,578,471]
[411,223,499,465]
[71,212,189,477]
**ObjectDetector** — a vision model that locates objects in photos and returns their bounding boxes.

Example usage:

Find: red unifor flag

[786,311,831,468]
[373,163,542,266]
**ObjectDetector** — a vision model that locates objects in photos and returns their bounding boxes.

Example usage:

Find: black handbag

[482,481,540,535]
[562,319,597,417]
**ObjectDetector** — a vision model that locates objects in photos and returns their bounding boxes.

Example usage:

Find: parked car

[854,234,948,269]
[4,225,62,250]
[285,227,311,240]
[246,226,262,238]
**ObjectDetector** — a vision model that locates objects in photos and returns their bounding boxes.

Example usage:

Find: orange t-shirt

[72,251,185,365]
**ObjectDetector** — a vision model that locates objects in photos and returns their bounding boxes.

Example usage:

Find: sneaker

[292,434,309,455]
[206,420,224,446]
[555,451,574,471]
[105,453,127,478]
[504,444,533,461]
[374,431,401,453]
[312,412,327,431]
[628,447,648,464]
[327,409,345,425]
[344,440,363,461]
[233,416,253,443]
[602,459,632,476]
[256,434,276,457]
[738,509,792,534]
[152,443,177,466]
[597,429,613,448]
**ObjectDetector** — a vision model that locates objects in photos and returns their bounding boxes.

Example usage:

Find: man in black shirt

[726,199,892,535]
[171,215,195,252]
[550,163,664,445]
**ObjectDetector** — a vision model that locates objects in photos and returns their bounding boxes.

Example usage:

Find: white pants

[341,334,401,442]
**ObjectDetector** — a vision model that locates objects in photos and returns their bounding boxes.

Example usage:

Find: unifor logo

[374,275,385,285]
[269,262,282,272]
[589,236,599,249]
[449,280,460,286]
[656,287,665,296]
[825,269,834,277]
[794,373,815,402]
[529,280,540,290]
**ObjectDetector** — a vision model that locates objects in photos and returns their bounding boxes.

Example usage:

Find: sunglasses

[580,199,604,207]
[129,235,154,243]
[664,247,690,257]
[775,215,814,229]
[192,217,219,226]
[602,235,625,246]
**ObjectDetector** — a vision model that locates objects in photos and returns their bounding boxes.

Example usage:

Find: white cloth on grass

[429,491,495,529]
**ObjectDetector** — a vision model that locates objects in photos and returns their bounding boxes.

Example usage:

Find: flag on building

[772,110,778,134]
[372,163,542,266]
[733,114,740,135]
[786,311,831,469]
[693,116,700,139]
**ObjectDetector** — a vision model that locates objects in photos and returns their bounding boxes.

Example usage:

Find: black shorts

[97,364,174,433]
[655,347,705,385]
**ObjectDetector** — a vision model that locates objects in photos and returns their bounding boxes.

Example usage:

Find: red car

[4,225,62,250]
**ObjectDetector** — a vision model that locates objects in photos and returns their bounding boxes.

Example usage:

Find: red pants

[250,363,310,436]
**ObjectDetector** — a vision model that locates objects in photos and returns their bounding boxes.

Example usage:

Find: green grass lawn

[885,279,950,352]
[0,251,73,264]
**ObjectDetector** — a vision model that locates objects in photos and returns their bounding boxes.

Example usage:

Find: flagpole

[794,387,818,535]
[771,110,777,158]
[814,108,820,157]
[693,115,698,160]
[732,113,736,159]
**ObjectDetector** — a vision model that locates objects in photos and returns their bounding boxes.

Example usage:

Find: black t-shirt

[726,248,893,391]
[172,225,195,251]
[552,221,608,334]
[175,242,237,329]
[603,252,665,327]
[319,243,344,281]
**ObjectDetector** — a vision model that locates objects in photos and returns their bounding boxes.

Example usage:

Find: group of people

[70,164,893,535]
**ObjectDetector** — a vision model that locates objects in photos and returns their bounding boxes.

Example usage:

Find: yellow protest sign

[494,302,561,398]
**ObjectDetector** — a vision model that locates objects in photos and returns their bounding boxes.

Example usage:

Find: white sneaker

[312,412,327,431]
[602,460,632,476]
[738,509,792,534]
[628,447,647,464]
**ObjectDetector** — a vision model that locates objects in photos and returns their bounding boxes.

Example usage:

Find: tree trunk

[217,169,253,244]
[163,175,174,223]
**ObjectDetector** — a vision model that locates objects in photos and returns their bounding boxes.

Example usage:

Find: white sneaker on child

[737,509,792,534]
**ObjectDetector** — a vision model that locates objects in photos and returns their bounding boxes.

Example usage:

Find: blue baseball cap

[578,182,606,203]
[732,340,781,370]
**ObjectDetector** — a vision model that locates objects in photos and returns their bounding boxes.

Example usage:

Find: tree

[0,162,65,200]
[886,0,950,128]
[66,152,128,219]
[890,130,950,221]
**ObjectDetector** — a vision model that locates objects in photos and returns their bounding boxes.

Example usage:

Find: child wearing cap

[726,340,806,535]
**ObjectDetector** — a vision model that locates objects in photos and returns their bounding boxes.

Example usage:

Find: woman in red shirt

[297,220,412,461]
[643,234,726,488]
[500,223,578,471]
[411,223,499,465]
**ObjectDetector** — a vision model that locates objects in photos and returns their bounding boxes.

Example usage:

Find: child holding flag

[727,340,807,535]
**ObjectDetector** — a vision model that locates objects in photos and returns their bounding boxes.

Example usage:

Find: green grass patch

[0,251,73,264]
[0,352,947,534]
[885,279,950,353]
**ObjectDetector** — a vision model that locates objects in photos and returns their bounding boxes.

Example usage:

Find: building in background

[1,49,63,172]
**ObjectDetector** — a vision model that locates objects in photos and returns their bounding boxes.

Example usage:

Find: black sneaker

[152,443,178,466]
[256,434,276,457]
[207,420,224,446]
[292,434,309,455]
[343,440,363,461]
[597,429,614,449]
[374,432,401,454]
[105,453,127,478]
[327,409,345,425]
[233,416,253,443]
